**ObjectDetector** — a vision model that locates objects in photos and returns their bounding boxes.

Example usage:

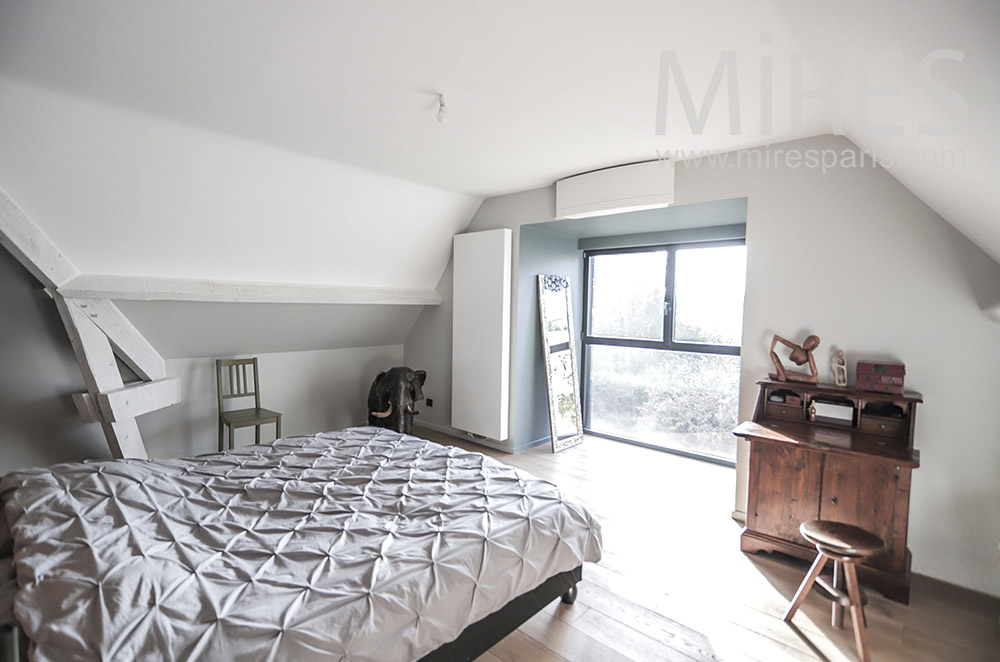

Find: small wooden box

[857,361,905,394]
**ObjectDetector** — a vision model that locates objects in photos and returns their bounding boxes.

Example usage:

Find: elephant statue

[367,367,427,434]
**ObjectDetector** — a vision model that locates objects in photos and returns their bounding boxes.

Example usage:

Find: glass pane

[547,348,581,441]
[539,280,572,347]
[587,345,740,462]
[672,245,747,346]
[588,250,666,341]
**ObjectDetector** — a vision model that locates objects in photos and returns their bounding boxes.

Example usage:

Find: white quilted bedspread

[1,427,602,662]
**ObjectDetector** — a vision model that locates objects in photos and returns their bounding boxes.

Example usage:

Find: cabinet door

[748,441,822,546]
[819,455,908,572]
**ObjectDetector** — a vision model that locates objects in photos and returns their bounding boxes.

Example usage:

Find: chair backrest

[216,358,262,413]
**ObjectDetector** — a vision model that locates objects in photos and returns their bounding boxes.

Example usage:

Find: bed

[0,426,601,662]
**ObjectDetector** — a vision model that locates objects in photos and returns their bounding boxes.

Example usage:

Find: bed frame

[0,566,582,662]
[418,565,581,662]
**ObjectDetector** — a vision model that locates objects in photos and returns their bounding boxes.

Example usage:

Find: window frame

[580,238,746,435]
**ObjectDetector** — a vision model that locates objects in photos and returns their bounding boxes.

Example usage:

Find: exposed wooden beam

[72,393,102,424]
[54,294,149,459]
[54,295,125,395]
[96,378,180,422]
[58,274,442,305]
[71,298,166,381]
[0,188,80,288]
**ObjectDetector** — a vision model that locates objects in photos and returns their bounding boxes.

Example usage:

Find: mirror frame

[537,275,584,453]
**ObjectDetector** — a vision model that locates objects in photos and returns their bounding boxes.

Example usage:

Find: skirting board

[415,421,549,455]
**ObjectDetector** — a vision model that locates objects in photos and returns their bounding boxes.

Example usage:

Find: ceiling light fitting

[437,95,448,124]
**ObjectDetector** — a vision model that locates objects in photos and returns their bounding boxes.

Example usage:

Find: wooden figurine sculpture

[833,349,848,387]
[768,334,820,384]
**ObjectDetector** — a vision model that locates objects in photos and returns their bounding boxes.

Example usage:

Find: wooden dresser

[735,379,921,603]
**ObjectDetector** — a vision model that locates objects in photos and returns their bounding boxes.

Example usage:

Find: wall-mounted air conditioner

[555,160,675,219]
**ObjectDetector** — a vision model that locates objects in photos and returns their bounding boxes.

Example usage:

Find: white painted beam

[101,420,147,461]
[97,378,180,422]
[71,298,166,381]
[72,393,102,424]
[54,294,149,459]
[0,188,80,288]
[54,295,125,395]
[59,274,442,305]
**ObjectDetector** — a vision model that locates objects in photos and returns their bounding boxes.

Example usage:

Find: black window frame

[580,238,746,435]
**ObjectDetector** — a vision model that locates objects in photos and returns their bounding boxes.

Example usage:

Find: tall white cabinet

[451,229,511,441]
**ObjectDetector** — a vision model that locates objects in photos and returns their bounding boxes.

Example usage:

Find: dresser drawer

[859,416,907,437]
[764,402,803,421]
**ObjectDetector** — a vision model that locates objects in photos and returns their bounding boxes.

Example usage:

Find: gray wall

[514,226,583,450]
[140,345,404,459]
[0,247,110,473]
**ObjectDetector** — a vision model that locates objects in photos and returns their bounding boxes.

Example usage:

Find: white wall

[0,77,480,290]
[672,135,1000,597]
[140,345,403,458]
[406,134,1000,597]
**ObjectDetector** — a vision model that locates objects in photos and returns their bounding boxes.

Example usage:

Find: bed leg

[561,584,578,604]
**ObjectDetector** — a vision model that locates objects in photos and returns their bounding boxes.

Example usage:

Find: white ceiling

[0,0,998,271]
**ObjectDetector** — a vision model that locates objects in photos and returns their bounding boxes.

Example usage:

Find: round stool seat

[800,520,885,557]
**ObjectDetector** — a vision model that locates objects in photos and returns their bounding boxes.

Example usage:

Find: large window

[583,240,747,463]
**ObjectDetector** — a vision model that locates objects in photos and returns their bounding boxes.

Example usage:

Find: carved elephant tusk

[406,405,421,415]
[371,404,393,419]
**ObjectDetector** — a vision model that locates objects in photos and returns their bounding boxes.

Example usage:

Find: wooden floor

[418,428,1000,662]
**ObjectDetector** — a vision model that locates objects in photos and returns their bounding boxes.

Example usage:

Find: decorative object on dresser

[368,366,427,434]
[768,334,820,383]
[735,378,922,603]
[856,360,905,394]
[832,348,848,387]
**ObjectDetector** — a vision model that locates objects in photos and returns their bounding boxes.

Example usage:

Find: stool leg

[843,561,871,662]
[783,551,828,622]
[832,559,845,629]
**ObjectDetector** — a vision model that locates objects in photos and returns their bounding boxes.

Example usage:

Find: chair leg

[275,415,282,441]
[229,425,235,451]
[218,419,224,453]
[255,424,261,445]
[783,551,828,622]
[832,559,845,629]
[844,561,871,662]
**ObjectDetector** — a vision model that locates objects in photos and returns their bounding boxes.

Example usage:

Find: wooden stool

[783,520,885,662]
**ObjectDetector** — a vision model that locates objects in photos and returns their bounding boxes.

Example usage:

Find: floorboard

[415,429,1000,662]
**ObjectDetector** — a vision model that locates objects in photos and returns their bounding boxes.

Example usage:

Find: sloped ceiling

[0,0,997,291]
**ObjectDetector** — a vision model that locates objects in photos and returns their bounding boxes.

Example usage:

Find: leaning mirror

[537,275,583,452]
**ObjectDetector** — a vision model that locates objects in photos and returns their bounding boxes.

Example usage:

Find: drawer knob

[829,497,839,506]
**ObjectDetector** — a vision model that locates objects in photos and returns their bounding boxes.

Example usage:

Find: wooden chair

[783,520,886,662]
[216,358,282,452]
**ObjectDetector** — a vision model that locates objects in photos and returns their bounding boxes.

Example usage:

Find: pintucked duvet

[1,427,602,662]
